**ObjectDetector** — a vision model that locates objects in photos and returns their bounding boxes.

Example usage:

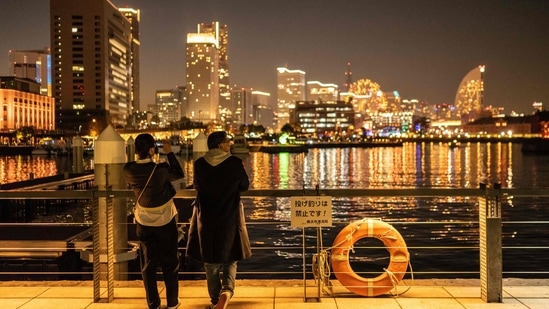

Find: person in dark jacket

[186,131,251,309]
[124,133,184,309]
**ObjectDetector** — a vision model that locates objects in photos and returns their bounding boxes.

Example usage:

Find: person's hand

[163,141,172,153]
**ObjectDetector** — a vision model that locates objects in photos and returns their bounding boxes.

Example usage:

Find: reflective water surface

[2,142,549,278]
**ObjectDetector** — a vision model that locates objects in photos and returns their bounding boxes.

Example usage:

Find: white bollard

[193,131,208,159]
[93,125,129,280]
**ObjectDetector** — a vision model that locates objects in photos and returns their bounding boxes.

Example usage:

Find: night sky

[1,0,548,114]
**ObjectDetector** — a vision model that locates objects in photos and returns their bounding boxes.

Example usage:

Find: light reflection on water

[244,142,526,191]
[244,142,528,225]
[0,154,93,184]
[240,142,549,277]
[3,142,549,278]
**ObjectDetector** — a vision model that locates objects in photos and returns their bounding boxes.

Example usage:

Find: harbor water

[1,142,549,279]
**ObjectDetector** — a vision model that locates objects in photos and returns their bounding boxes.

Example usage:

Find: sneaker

[167,299,180,309]
[213,292,230,309]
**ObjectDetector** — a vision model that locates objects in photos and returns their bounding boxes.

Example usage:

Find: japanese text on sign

[290,196,332,227]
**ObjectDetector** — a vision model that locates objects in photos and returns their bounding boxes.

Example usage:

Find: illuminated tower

[197,22,230,111]
[119,8,141,117]
[186,32,219,122]
[276,67,306,129]
[50,0,136,132]
[8,48,52,96]
[455,65,485,123]
[343,62,353,92]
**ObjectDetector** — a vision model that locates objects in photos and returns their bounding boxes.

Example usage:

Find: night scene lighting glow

[0,1,548,115]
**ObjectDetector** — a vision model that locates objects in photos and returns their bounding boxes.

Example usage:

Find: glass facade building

[8,48,52,97]
[277,67,306,130]
[455,65,485,123]
[50,0,138,131]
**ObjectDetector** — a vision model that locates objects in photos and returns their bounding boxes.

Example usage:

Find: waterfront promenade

[0,278,548,309]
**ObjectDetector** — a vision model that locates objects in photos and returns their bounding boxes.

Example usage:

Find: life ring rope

[383,263,414,296]
[312,250,334,296]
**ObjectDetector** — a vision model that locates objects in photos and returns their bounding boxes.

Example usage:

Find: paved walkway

[0,279,548,309]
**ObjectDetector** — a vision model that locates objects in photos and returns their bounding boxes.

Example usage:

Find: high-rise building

[252,91,271,109]
[252,90,274,130]
[455,65,485,123]
[8,48,52,96]
[50,0,137,133]
[231,87,252,125]
[253,104,275,132]
[119,8,141,117]
[276,67,306,130]
[186,32,219,122]
[343,62,352,92]
[197,22,230,111]
[154,88,182,128]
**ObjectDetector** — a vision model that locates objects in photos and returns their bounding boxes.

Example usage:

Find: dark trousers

[137,217,180,309]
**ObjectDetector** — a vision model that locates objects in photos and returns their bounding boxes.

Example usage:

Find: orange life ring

[331,219,409,297]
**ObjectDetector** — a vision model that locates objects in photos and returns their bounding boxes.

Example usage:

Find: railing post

[72,136,84,173]
[479,182,502,303]
[93,125,128,303]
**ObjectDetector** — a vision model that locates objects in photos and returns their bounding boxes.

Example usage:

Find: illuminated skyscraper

[8,48,52,96]
[276,67,306,129]
[343,62,352,92]
[197,22,230,111]
[119,8,141,117]
[186,32,219,122]
[455,65,485,123]
[252,90,274,129]
[50,0,137,132]
[231,87,252,125]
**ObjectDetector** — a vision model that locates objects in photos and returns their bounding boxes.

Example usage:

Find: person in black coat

[186,131,251,309]
[124,133,184,309]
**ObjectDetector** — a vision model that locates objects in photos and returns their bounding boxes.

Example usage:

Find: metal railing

[0,186,548,282]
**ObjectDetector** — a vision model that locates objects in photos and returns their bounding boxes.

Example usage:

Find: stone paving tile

[0,280,547,309]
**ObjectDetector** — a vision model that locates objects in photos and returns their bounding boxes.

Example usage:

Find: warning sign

[290,196,332,227]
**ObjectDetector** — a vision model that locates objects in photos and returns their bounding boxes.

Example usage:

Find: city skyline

[1,0,548,115]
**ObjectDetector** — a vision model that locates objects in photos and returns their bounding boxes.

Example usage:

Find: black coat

[123,153,184,207]
[186,154,251,263]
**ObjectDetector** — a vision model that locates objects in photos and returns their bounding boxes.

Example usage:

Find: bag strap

[137,164,157,205]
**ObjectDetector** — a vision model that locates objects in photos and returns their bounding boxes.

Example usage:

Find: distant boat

[259,144,308,153]
[30,137,69,156]
[307,139,403,148]
[231,134,250,154]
